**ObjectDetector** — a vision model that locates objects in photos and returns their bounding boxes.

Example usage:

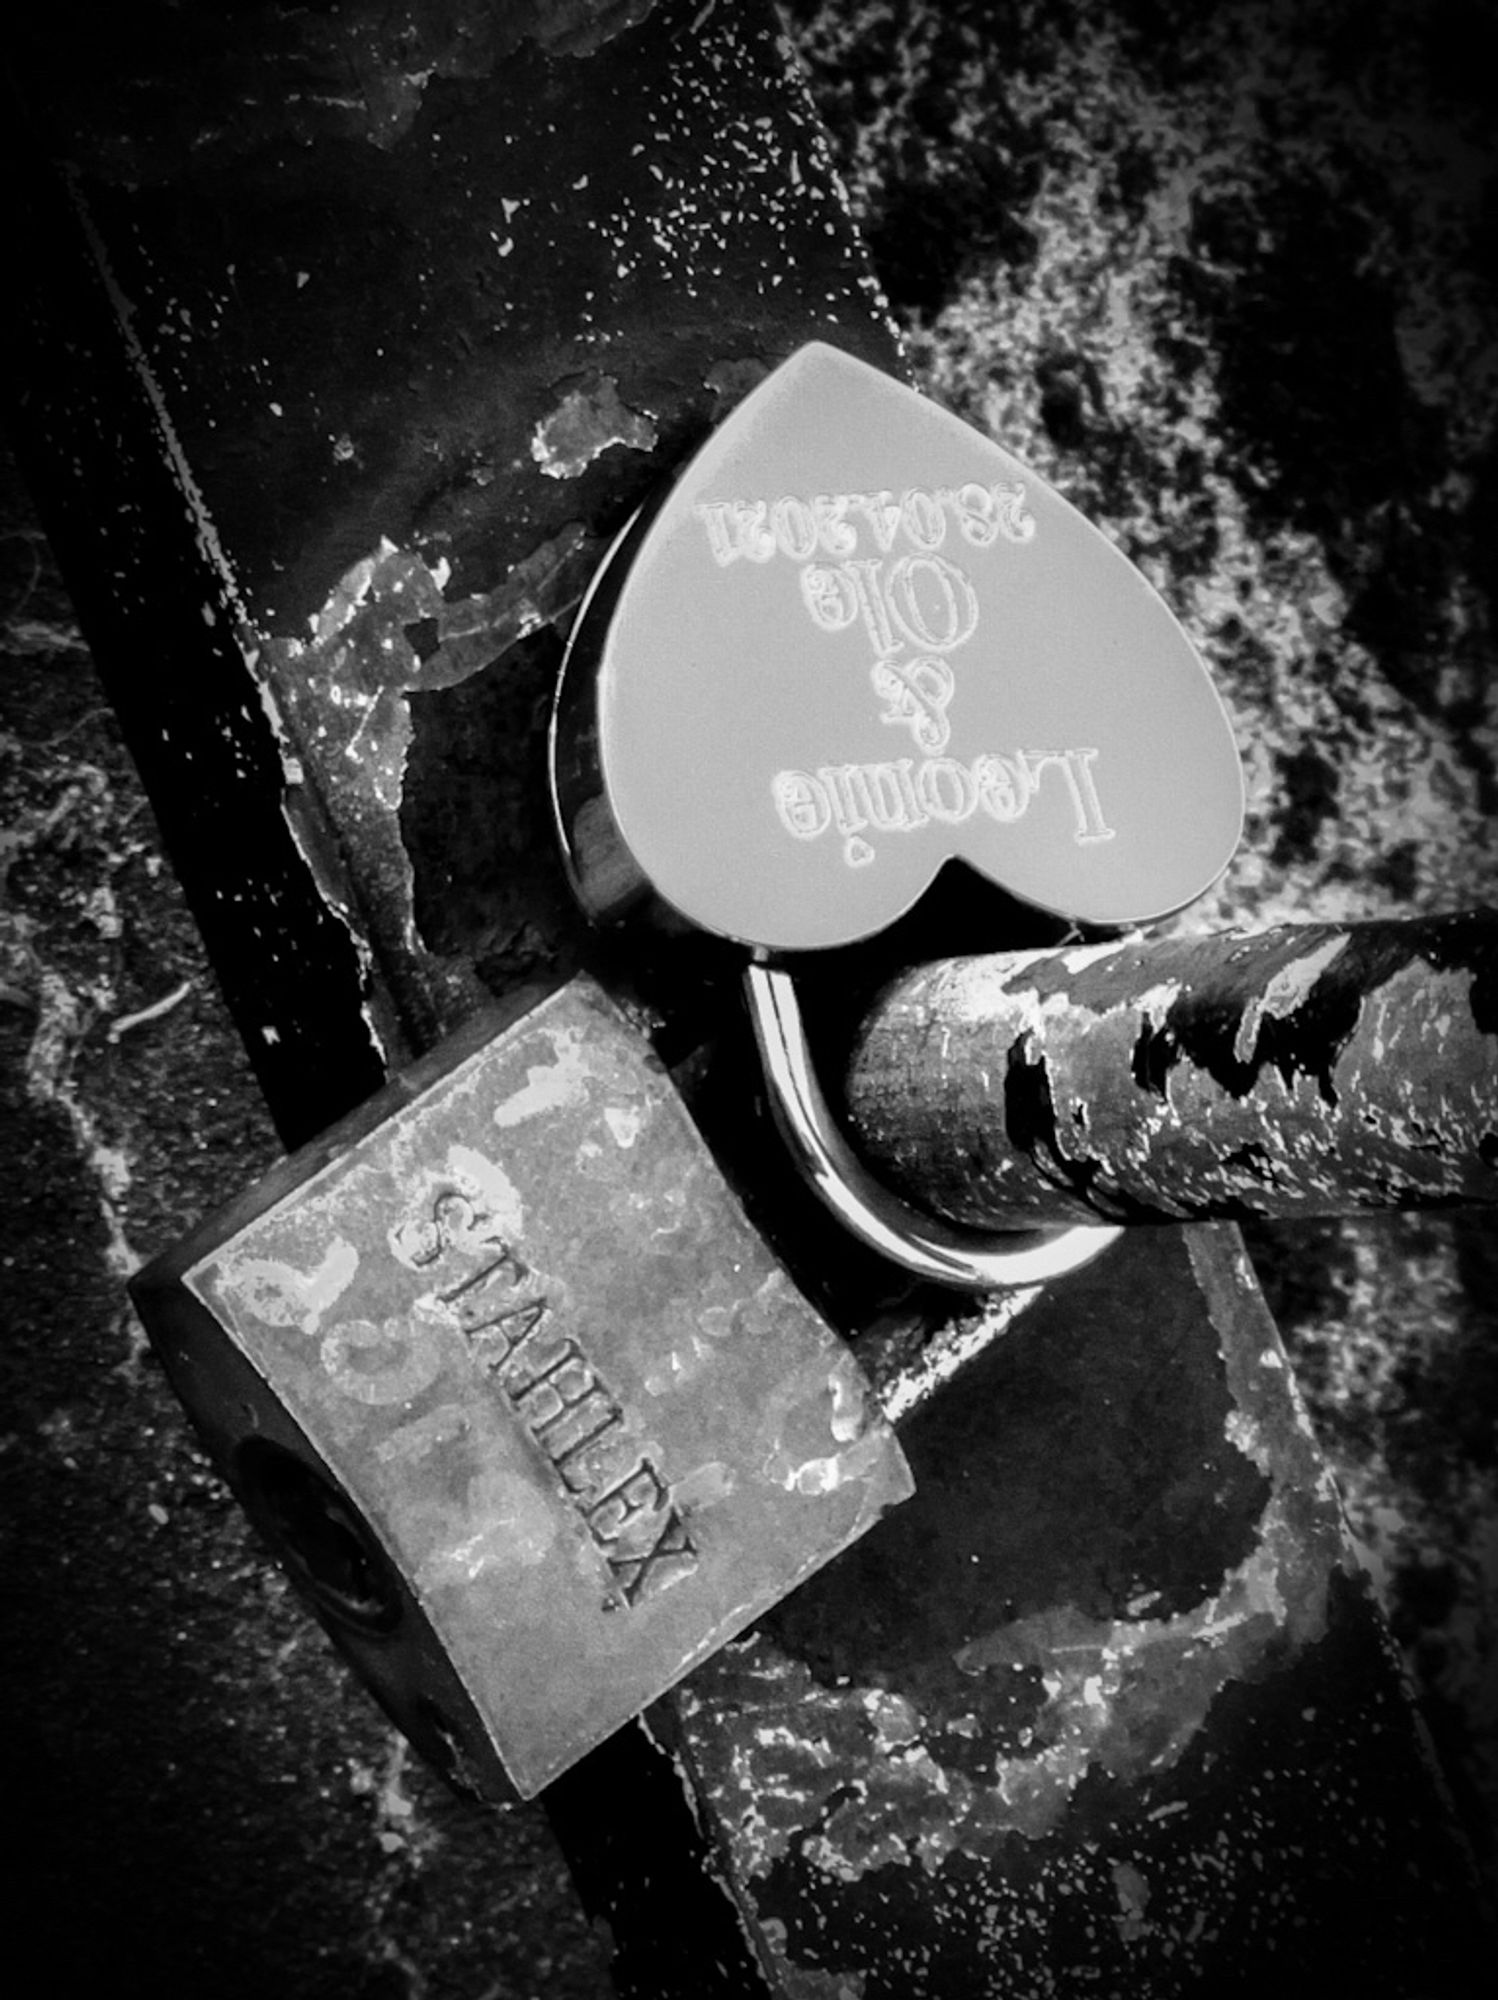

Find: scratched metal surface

[2,2,1495,1996]
[143,978,911,1802]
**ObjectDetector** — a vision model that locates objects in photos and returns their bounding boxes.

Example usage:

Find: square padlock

[131,977,912,1801]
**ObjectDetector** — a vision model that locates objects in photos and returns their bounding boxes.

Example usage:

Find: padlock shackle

[745,962,1120,1290]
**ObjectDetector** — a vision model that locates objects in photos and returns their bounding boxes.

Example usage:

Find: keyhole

[236,1439,402,1634]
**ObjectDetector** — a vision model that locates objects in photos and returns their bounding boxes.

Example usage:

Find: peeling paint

[669,1224,1363,1965]
[442,1144,527,1240]
[216,1239,361,1334]
[490,1023,591,1127]
[530,377,659,479]
[682,1458,1340,1885]
[849,917,1498,1229]
[774,1944,868,2000]
[1232,934,1349,1063]
[262,524,596,1027]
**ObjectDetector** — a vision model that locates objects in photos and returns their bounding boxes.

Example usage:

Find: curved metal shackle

[745,962,1121,1291]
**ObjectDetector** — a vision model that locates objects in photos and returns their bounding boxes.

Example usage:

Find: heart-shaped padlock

[554,342,1243,952]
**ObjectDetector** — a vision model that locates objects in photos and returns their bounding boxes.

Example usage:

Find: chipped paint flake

[529,377,659,478]
[679,1231,1353,1886]
[261,526,596,1014]
[491,1023,591,1128]
[1232,934,1350,1063]
[681,1458,1343,1882]
[216,1238,361,1333]
[603,1103,644,1148]
[442,1144,526,1239]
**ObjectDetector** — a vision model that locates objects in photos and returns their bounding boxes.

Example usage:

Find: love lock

[553,342,1243,1282]
[132,983,917,1803]
[131,343,1243,1802]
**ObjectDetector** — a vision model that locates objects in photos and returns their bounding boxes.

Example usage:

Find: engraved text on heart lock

[564,343,1243,950]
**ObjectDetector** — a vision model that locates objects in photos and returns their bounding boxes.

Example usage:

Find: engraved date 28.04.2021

[695,480,1115,869]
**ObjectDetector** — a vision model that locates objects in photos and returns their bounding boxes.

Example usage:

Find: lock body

[553,343,1243,954]
[132,978,911,1801]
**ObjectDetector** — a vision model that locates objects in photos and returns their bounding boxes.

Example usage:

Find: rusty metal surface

[845,913,1498,1227]
[674,1225,1489,1995]
[7,0,898,1095]
[136,979,910,1800]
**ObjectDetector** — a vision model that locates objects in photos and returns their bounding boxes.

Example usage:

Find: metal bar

[3,89,394,1145]
[844,913,1498,1229]
[674,1224,1493,1996]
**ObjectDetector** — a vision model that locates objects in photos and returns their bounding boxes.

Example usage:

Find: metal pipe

[844,912,1498,1228]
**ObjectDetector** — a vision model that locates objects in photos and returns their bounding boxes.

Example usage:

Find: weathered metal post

[846,913,1498,1226]
[6,3,1492,1994]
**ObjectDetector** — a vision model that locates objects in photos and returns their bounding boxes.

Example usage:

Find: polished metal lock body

[553,343,1243,952]
[131,981,911,1801]
[548,342,1252,1286]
